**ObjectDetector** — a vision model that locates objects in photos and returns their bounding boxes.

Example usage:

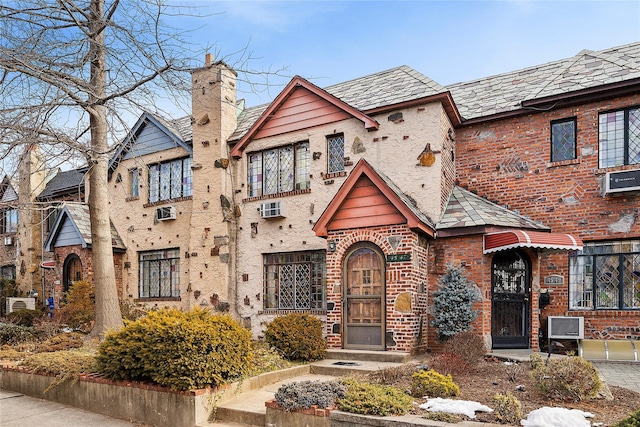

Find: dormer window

[248,142,310,197]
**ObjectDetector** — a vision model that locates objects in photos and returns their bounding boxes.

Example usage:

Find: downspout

[41,207,45,307]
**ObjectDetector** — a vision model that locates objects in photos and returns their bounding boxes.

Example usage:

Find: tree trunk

[88,0,123,336]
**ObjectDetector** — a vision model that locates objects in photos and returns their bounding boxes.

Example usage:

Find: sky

[169,0,640,112]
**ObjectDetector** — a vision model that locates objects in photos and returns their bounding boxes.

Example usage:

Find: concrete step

[310,358,406,377]
[324,349,411,363]
[213,407,265,427]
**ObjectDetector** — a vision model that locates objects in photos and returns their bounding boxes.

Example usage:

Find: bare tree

[0,0,197,336]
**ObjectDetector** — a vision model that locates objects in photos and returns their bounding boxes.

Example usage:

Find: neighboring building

[6,42,640,353]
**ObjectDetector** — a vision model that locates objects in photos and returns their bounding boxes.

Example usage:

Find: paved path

[594,362,640,393]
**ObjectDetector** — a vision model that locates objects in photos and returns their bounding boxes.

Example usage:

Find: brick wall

[325,225,428,353]
[455,93,640,343]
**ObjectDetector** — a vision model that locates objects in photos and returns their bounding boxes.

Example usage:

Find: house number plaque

[386,254,411,262]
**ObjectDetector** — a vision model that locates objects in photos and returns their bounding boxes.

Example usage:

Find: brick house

[6,42,639,353]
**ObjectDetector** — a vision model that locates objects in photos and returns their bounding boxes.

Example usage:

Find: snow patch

[520,406,594,427]
[419,398,493,419]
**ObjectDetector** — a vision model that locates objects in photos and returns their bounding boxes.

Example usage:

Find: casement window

[128,168,139,198]
[148,157,193,203]
[599,107,640,168]
[327,134,345,173]
[551,118,576,162]
[264,251,326,310]
[0,265,16,280]
[569,240,640,310]
[138,248,180,298]
[248,142,310,197]
[1,208,18,233]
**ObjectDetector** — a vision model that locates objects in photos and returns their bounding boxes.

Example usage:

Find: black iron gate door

[491,251,530,349]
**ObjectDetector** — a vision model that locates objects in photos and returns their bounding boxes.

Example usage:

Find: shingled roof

[230,65,448,142]
[36,169,85,201]
[437,186,549,232]
[446,41,640,121]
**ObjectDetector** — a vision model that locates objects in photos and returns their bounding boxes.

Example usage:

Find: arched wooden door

[343,244,385,350]
[491,251,531,349]
[63,254,82,293]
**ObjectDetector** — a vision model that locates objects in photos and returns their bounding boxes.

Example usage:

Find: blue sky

[172,0,640,110]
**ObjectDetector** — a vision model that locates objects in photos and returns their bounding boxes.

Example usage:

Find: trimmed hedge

[264,313,326,361]
[96,308,253,391]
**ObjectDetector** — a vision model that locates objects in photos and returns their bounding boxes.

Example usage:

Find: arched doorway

[63,254,82,293]
[342,243,385,350]
[491,251,531,349]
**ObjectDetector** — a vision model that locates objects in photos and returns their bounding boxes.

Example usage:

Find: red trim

[230,76,379,158]
[313,159,435,238]
[483,230,583,254]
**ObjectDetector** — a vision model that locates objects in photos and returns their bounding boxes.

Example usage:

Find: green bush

[492,391,523,424]
[57,280,95,331]
[0,279,18,317]
[410,370,460,398]
[337,378,412,416]
[248,342,293,377]
[96,307,253,391]
[0,323,38,345]
[264,313,326,362]
[6,309,43,326]
[613,409,640,427]
[442,331,486,366]
[530,355,602,400]
[275,380,345,410]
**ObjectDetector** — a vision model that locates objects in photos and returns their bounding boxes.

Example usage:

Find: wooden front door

[491,251,531,349]
[343,244,385,350]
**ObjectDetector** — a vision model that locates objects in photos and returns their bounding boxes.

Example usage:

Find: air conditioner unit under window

[3,236,14,246]
[603,169,640,195]
[260,201,286,219]
[156,206,177,221]
[6,297,36,314]
[548,316,584,339]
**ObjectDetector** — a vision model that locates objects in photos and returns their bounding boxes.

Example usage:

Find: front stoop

[310,350,411,376]
[324,349,411,363]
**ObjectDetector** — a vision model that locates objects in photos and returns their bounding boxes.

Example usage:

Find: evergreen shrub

[410,370,460,398]
[274,380,345,411]
[6,309,43,326]
[431,264,481,341]
[264,313,326,361]
[492,391,523,424]
[38,332,84,352]
[337,378,412,416]
[96,308,253,391]
[530,355,602,400]
[0,323,38,345]
[57,280,95,331]
[613,409,640,427]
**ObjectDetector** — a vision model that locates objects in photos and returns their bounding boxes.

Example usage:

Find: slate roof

[446,42,640,120]
[230,66,446,141]
[36,169,85,201]
[45,203,126,251]
[154,114,192,143]
[437,186,548,231]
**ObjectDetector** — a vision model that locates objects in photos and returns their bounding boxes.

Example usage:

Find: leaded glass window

[148,157,193,203]
[551,118,576,162]
[569,240,640,310]
[247,142,310,197]
[263,251,326,310]
[327,134,345,173]
[139,248,180,298]
[128,168,139,198]
[2,208,17,233]
[599,107,640,168]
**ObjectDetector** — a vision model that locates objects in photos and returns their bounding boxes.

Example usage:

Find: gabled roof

[447,41,640,121]
[313,159,435,238]
[230,76,380,158]
[108,112,193,178]
[437,186,548,235]
[229,65,460,145]
[36,168,85,201]
[44,203,126,252]
[0,176,18,203]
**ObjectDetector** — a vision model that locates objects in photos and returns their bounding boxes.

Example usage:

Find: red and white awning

[483,230,583,254]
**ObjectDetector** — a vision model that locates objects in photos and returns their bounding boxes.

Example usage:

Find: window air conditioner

[548,316,584,339]
[3,236,14,246]
[156,206,177,221]
[603,169,640,195]
[6,297,36,313]
[260,201,286,219]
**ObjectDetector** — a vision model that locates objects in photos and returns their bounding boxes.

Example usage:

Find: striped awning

[483,230,583,254]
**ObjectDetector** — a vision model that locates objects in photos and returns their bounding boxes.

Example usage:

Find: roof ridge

[322,65,412,91]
